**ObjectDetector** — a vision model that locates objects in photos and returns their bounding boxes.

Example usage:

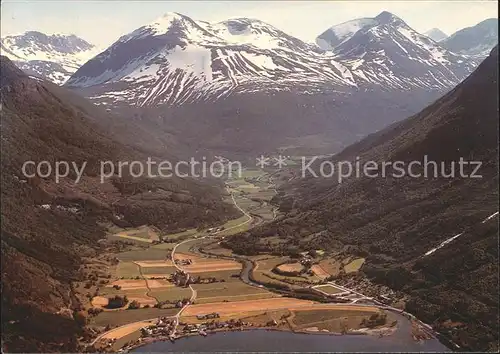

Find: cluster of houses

[180,318,251,334]
[174,258,193,266]
[172,270,191,287]
[299,255,313,267]
[171,269,225,287]
[140,317,177,339]
[207,227,225,235]
[174,298,191,308]
[196,312,220,320]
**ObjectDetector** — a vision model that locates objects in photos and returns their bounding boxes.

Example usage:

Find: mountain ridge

[424,28,448,42]
[65,11,476,109]
[440,18,498,58]
[1,31,100,84]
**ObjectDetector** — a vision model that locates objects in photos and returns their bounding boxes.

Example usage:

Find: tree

[73,311,88,326]
[107,295,129,309]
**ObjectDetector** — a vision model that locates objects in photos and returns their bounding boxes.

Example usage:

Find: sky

[1,0,498,48]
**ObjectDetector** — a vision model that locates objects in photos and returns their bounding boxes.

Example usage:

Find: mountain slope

[424,28,448,42]
[316,18,378,49]
[440,18,498,58]
[66,11,476,107]
[226,47,499,351]
[0,55,237,351]
[62,12,481,157]
[326,11,477,90]
[1,31,100,84]
[65,12,354,107]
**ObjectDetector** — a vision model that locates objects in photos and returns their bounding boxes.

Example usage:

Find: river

[131,329,450,352]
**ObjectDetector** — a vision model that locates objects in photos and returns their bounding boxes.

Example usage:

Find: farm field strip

[181,298,316,316]
[135,260,173,267]
[183,263,242,273]
[101,320,155,340]
[310,264,330,279]
[313,284,346,295]
[344,258,366,273]
[278,263,304,272]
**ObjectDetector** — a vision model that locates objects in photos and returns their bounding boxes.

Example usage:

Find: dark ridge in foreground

[226,46,499,351]
[0,55,237,352]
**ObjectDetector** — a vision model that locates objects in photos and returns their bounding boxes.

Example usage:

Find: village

[97,313,282,353]
[79,168,441,353]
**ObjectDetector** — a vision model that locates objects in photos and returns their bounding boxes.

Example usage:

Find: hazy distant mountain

[319,11,477,90]
[316,17,378,49]
[67,11,476,107]
[65,12,354,106]
[1,31,100,84]
[441,18,498,58]
[424,28,448,42]
[62,11,481,158]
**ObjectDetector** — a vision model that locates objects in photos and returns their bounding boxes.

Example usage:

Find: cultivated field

[116,262,141,278]
[87,172,385,351]
[253,257,318,288]
[314,284,345,295]
[117,248,169,262]
[317,259,341,277]
[192,281,273,303]
[149,287,192,302]
[311,264,330,279]
[90,307,178,327]
[192,269,242,282]
[141,266,176,275]
[183,261,242,273]
[344,258,365,273]
[290,308,381,333]
[110,226,160,243]
[181,297,316,317]
[277,263,304,272]
[135,260,173,268]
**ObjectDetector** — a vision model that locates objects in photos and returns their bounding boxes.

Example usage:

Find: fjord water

[132,329,450,352]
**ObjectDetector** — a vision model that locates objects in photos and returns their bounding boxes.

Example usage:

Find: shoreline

[119,322,400,352]
[124,326,384,352]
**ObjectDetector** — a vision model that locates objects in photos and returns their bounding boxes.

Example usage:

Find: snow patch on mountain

[65,11,478,107]
[1,31,100,84]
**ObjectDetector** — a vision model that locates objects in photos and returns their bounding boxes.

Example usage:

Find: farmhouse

[196,312,220,320]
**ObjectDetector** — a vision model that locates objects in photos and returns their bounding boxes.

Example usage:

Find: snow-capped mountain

[440,18,498,58]
[424,28,448,42]
[1,31,100,84]
[316,18,378,50]
[65,13,356,106]
[320,11,478,90]
[66,11,477,108]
